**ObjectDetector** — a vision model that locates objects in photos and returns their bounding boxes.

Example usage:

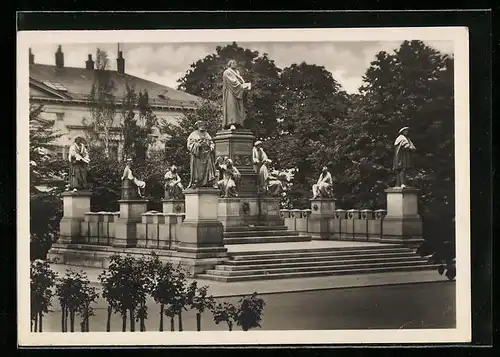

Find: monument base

[218,198,244,227]
[308,198,336,240]
[383,187,423,247]
[57,190,92,244]
[258,197,284,226]
[113,199,148,248]
[162,199,185,214]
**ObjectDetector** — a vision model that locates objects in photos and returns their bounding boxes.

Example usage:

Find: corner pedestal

[113,199,148,248]
[382,187,423,247]
[177,188,228,274]
[162,199,185,214]
[57,190,92,244]
[214,129,258,198]
[258,196,284,226]
[218,197,244,227]
[308,198,336,240]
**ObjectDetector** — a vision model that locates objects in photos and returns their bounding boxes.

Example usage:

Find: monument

[162,165,185,214]
[383,126,423,246]
[178,121,227,264]
[309,166,336,240]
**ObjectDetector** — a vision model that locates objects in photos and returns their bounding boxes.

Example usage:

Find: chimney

[55,45,64,68]
[116,50,125,74]
[85,54,94,70]
[29,48,34,64]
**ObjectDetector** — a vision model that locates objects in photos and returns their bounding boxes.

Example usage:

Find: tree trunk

[80,320,85,332]
[65,307,69,333]
[106,306,112,332]
[30,318,33,332]
[170,317,175,332]
[159,304,164,332]
[228,322,232,332]
[85,305,90,332]
[38,313,43,332]
[70,309,75,332]
[121,310,127,332]
[196,313,201,332]
[34,314,38,332]
[178,311,183,332]
[129,308,135,332]
[61,304,65,332]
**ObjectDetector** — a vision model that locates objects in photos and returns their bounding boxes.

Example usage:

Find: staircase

[223,225,311,245]
[197,243,438,282]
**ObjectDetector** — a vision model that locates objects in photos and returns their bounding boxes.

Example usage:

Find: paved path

[50,263,448,297]
[39,281,456,332]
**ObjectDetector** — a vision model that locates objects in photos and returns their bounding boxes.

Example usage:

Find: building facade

[29,45,202,161]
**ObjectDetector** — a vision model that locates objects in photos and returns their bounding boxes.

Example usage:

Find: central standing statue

[222,60,251,130]
[186,121,217,189]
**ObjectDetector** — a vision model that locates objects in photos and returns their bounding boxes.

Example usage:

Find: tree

[211,293,266,331]
[190,285,216,331]
[161,99,222,185]
[29,104,66,259]
[177,42,282,140]
[30,260,57,332]
[85,48,117,158]
[270,62,350,208]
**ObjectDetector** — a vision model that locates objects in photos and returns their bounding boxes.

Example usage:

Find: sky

[29,40,454,94]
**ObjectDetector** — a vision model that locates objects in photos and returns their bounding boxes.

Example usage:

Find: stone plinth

[382,187,423,247]
[218,197,243,227]
[259,197,284,226]
[113,199,148,248]
[214,129,258,197]
[162,199,185,214]
[58,190,92,244]
[177,188,227,273]
[308,198,336,240]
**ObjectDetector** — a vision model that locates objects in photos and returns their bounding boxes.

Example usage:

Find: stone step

[197,264,440,282]
[224,230,300,238]
[205,260,432,277]
[223,235,312,245]
[224,225,289,232]
[229,246,412,258]
[226,251,417,265]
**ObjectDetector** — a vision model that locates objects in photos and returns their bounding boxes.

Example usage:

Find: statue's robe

[222,67,246,128]
[217,163,241,197]
[252,147,268,174]
[392,134,416,171]
[68,143,89,190]
[164,170,184,199]
[186,130,217,188]
[312,171,334,198]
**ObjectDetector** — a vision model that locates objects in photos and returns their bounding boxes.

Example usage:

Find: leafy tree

[161,99,222,185]
[30,260,57,332]
[190,285,216,331]
[84,48,117,158]
[177,42,282,140]
[55,269,98,332]
[270,62,350,208]
[234,292,266,331]
[29,104,66,259]
[211,301,237,331]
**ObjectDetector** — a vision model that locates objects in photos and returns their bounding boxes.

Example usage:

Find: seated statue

[259,159,285,197]
[215,156,241,198]
[164,165,184,199]
[121,158,146,199]
[312,166,334,199]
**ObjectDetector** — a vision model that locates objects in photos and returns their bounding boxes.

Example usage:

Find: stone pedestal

[259,197,284,226]
[218,197,244,227]
[177,188,227,273]
[214,129,258,197]
[308,198,336,240]
[162,199,185,214]
[113,199,148,248]
[382,187,423,247]
[58,190,92,244]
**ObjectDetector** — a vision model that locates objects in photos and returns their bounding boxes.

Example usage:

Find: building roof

[29,63,201,109]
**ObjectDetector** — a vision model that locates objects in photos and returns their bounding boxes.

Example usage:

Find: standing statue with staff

[186,121,217,189]
[67,136,90,192]
[393,126,416,188]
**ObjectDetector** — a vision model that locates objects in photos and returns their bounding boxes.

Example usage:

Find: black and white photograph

[17,26,471,346]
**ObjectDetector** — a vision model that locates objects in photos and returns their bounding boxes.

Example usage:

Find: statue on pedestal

[215,156,241,198]
[393,126,416,188]
[164,165,184,199]
[222,60,252,130]
[259,159,285,197]
[252,140,268,175]
[67,136,90,192]
[312,166,334,199]
[121,158,146,198]
[186,121,217,189]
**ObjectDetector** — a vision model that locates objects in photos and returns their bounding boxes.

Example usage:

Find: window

[43,81,68,92]
[56,112,65,121]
